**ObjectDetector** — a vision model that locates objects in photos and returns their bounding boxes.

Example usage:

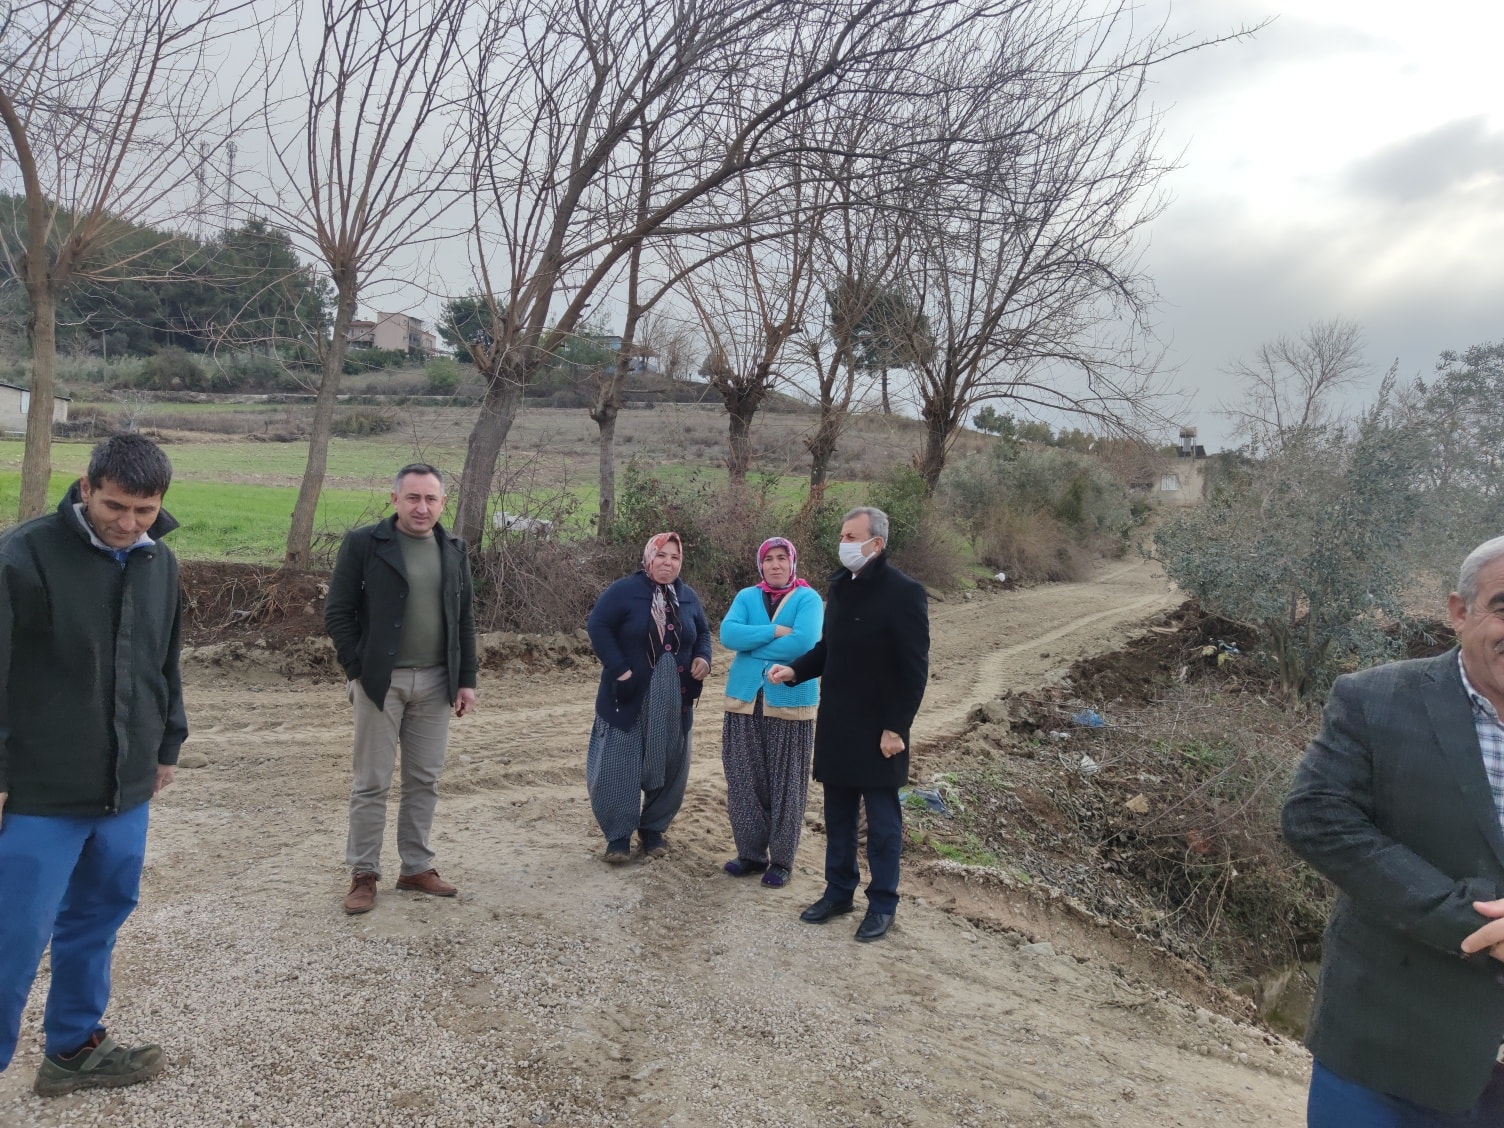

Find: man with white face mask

[769,506,929,942]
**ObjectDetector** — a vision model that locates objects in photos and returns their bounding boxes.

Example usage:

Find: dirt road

[0,555,1310,1127]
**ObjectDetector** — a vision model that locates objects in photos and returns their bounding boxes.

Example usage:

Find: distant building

[585,333,660,373]
[0,382,70,433]
[1158,426,1207,507]
[346,311,436,357]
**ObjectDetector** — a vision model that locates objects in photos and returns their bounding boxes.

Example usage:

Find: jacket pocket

[613,672,641,705]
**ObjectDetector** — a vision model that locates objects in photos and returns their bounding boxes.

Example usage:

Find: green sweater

[0,483,187,816]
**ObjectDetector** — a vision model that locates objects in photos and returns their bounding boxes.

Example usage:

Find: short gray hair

[843,506,889,541]
[393,462,445,494]
[1458,535,1504,607]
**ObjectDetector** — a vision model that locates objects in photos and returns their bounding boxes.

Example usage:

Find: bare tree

[796,171,915,492]
[255,0,466,567]
[895,2,1220,492]
[0,0,249,518]
[672,162,836,484]
[1220,318,1372,454]
[450,0,1000,549]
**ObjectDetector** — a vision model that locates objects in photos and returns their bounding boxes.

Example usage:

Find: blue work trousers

[821,784,902,914]
[1309,1059,1504,1127]
[0,804,149,1070]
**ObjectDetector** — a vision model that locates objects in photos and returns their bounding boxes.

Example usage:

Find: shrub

[216,353,286,391]
[938,443,1135,579]
[330,407,396,437]
[138,347,207,392]
[889,512,966,588]
[1154,395,1426,701]
[976,506,1083,582]
[609,457,825,617]
[868,464,928,555]
[424,356,460,395]
[342,346,408,374]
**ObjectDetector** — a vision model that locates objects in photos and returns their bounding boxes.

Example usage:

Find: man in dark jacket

[0,434,185,1096]
[1283,533,1504,1123]
[770,506,929,942]
[325,463,477,915]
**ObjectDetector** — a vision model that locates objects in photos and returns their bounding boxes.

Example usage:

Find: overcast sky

[1144,0,1504,449]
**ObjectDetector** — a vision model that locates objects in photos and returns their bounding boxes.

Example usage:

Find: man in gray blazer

[1283,534,1504,1124]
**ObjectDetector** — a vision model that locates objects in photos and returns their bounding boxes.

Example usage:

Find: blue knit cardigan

[719,584,822,708]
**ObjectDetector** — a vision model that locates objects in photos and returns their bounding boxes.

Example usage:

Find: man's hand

[0,790,6,831]
[690,657,710,681]
[767,664,794,685]
[880,730,905,758]
[153,765,175,797]
[773,624,793,638]
[1462,899,1504,960]
[616,670,633,681]
[455,687,477,718]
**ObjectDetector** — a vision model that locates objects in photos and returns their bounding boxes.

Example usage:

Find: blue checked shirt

[1457,653,1504,837]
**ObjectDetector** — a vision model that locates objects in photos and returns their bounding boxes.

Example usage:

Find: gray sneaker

[33,1033,164,1097]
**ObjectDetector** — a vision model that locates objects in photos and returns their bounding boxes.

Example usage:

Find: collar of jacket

[58,479,179,545]
[370,513,462,547]
[829,550,889,584]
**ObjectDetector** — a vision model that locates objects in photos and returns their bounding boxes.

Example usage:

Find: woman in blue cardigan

[718,537,822,888]
[585,533,711,863]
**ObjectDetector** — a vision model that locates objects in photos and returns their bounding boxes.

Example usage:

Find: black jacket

[788,553,929,789]
[1283,650,1504,1113]
[586,571,710,733]
[0,483,187,817]
[324,515,478,709]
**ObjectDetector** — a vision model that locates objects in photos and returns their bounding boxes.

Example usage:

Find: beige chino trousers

[345,665,451,879]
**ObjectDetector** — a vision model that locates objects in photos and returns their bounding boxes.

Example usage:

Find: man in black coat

[0,434,184,1096]
[1283,534,1504,1123]
[325,463,477,914]
[770,506,929,942]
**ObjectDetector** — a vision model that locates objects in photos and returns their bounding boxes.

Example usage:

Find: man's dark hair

[393,462,445,493]
[87,433,173,497]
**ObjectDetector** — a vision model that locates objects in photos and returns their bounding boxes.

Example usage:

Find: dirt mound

[181,561,329,648]
[1065,599,1263,704]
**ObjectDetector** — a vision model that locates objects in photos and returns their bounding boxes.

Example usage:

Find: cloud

[1344,116,1504,203]
[1149,7,1391,109]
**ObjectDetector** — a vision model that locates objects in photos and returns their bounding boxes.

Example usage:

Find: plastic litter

[1077,754,1100,776]
[1049,730,1070,741]
[1071,709,1105,727]
[899,786,951,816]
[994,571,1007,583]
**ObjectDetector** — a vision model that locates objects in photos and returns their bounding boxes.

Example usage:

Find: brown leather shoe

[395,869,457,897]
[343,872,377,915]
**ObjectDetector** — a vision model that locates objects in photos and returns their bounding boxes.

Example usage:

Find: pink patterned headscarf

[757,537,811,595]
[641,532,683,644]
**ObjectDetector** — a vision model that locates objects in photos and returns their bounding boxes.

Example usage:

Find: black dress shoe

[800,896,855,924]
[854,910,895,942]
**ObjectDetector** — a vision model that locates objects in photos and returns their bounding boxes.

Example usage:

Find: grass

[0,399,950,562]
[0,471,396,563]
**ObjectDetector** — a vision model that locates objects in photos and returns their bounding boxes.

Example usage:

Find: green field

[0,471,395,563]
[0,406,886,564]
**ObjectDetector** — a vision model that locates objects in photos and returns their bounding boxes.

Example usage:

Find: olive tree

[1154,382,1426,702]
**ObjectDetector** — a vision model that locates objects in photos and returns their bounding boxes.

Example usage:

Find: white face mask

[839,538,875,571]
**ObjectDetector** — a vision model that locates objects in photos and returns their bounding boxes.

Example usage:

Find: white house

[0,382,70,433]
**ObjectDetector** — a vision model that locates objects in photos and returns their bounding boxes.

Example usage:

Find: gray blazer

[1283,648,1504,1112]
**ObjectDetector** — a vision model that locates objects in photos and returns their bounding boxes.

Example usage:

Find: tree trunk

[918,407,952,494]
[880,364,891,414]
[455,373,526,549]
[808,404,844,489]
[725,392,760,484]
[18,284,58,519]
[595,406,619,534]
[283,284,356,569]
